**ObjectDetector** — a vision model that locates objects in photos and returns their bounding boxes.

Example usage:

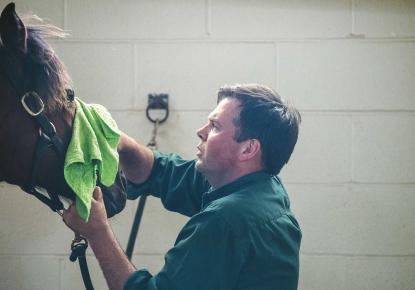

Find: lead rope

[70,234,93,290]
[65,91,94,290]
[126,119,159,260]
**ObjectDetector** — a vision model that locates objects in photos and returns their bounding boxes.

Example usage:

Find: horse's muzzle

[100,171,128,218]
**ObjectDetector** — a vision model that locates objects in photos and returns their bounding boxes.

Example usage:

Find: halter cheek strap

[19,91,69,213]
[20,107,65,213]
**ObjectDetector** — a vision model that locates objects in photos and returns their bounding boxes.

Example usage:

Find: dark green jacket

[124,151,301,290]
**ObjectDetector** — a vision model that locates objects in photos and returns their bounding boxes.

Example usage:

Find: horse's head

[0,3,126,218]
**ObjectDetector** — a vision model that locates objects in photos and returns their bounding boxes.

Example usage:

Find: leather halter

[0,51,73,213]
[19,91,67,212]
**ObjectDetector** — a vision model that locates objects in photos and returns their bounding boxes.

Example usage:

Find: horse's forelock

[22,14,73,114]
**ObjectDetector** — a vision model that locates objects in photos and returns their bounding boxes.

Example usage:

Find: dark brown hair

[218,84,301,175]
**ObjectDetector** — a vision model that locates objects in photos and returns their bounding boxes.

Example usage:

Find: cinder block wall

[0,1,414,289]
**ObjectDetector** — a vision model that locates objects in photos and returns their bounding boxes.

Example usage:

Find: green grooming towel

[64,98,120,221]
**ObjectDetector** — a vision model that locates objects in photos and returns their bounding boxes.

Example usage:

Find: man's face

[195,98,241,180]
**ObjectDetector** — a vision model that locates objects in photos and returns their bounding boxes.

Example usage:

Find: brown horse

[0,3,126,218]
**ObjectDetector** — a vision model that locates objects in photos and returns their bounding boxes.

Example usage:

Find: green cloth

[125,151,302,290]
[64,98,120,221]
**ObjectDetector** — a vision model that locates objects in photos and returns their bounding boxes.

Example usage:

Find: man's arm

[118,132,154,184]
[63,187,135,290]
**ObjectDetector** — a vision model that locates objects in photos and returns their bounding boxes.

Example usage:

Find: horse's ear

[0,2,27,54]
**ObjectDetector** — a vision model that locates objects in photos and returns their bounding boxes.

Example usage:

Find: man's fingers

[63,203,73,217]
[62,204,73,228]
[93,186,103,201]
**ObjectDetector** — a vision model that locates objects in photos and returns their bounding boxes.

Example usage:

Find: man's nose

[196,124,208,141]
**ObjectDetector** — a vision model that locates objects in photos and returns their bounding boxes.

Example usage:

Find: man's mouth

[196,147,202,157]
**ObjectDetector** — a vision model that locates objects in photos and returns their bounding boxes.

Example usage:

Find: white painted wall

[0,0,414,289]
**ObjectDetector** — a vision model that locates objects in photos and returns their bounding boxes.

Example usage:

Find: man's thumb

[93,186,103,201]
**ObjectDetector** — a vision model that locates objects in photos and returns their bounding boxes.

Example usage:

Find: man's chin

[195,160,203,172]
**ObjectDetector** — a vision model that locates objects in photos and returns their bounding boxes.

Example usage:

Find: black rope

[126,195,147,260]
[70,235,94,290]
[78,255,94,290]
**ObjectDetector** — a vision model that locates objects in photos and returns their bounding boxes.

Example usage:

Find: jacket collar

[202,170,272,209]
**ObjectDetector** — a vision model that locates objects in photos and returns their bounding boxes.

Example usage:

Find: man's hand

[62,186,110,240]
[63,186,136,290]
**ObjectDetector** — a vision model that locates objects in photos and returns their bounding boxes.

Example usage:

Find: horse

[0,3,127,219]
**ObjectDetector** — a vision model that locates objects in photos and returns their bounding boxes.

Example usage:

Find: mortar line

[132,43,138,110]
[0,252,168,257]
[350,114,355,182]
[52,37,415,44]
[59,257,63,290]
[107,109,415,114]
[284,181,415,186]
[63,0,68,30]
[274,42,279,90]
[205,0,212,36]
[351,0,356,34]
[302,252,415,258]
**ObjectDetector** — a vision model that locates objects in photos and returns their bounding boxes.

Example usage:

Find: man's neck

[207,166,263,189]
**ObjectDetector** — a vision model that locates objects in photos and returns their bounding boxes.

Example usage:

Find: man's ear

[239,139,261,162]
[0,2,27,53]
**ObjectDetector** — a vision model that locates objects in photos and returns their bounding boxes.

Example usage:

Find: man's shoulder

[205,177,299,236]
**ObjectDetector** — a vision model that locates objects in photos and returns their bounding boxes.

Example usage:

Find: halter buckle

[39,122,57,139]
[21,91,45,117]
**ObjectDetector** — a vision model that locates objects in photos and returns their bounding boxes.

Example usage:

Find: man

[63,83,302,290]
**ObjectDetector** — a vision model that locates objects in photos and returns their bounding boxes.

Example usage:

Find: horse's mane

[21,14,74,113]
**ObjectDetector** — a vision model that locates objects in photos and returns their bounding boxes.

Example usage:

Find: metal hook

[146,94,169,124]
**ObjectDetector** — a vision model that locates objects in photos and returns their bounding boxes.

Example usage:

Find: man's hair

[217,84,301,175]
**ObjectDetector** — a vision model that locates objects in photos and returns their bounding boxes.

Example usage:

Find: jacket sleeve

[126,151,211,217]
